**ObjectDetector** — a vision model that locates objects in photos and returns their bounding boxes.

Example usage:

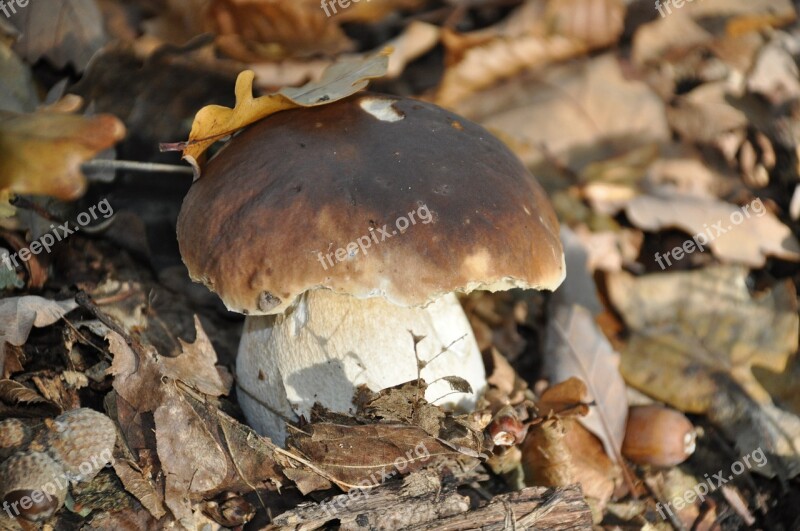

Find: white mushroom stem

[236,289,487,444]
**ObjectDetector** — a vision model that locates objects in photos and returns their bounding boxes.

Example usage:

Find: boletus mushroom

[177,94,565,444]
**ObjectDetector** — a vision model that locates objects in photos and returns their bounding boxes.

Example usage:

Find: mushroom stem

[236,289,486,444]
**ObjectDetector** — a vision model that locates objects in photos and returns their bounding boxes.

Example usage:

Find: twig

[81,159,194,175]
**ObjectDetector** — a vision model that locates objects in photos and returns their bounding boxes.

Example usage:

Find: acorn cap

[0,418,32,459]
[37,408,116,483]
[0,451,67,522]
[177,93,565,316]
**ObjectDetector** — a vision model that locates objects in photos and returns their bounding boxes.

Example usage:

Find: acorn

[0,419,32,459]
[0,451,68,522]
[622,404,696,467]
[36,408,116,483]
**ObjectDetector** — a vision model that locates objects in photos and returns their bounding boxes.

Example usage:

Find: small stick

[81,159,193,175]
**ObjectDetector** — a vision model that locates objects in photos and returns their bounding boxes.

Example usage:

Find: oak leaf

[176,49,390,175]
[0,110,125,201]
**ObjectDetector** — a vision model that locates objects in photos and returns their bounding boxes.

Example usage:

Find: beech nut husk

[622,404,696,467]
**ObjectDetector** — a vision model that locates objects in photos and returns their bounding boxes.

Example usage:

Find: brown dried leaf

[156,389,228,527]
[7,0,107,71]
[0,110,125,200]
[176,50,389,172]
[0,379,61,417]
[536,377,590,419]
[452,55,669,172]
[161,316,233,397]
[436,0,626,107]
[608,266,800,479]
[522,417,618,505]
[207,0,354,61]
[632,0,796,66]
[108,317,230,411]
[545,305,628,463]
[608,266,798,411]
[287,423,468,490]
[112,459,167,520]
[0,295,77,377]
[626,193,800,267]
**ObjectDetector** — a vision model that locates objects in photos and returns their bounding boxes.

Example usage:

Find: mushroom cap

[177,93,565,315]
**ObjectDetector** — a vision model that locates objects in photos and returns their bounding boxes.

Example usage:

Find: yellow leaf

[180,49,391,177]
[0,110,125,202]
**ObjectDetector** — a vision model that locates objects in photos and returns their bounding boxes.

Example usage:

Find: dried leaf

[536,377,590,419]
[176,50,390,173]
[161,316,233,397]
[632,0,795,66]
[0,295,77,377]
[545,305,628,464]
[112,459,167,520]
[522,414,617,505]
[287,423,468,490]
[7,0,107,71]
[607,266,798,412]
[439,376,473,395]
[452,55,669,172]
[436,0,626,107]
[207,0,354,61]
[0,379,61,417]
[626,193,800,267]
[0,110,125,200]
[155,389,228,527]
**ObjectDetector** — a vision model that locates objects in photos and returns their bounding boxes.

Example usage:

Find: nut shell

[37,408,116,483]
[622,405,695,467]
[0,451,67,522]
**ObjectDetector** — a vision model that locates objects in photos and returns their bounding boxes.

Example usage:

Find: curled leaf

[172,49,391,176]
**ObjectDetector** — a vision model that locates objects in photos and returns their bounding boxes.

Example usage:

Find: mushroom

[177,94,565,443]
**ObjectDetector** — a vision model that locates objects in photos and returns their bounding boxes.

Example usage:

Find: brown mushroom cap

[177,93,565,315]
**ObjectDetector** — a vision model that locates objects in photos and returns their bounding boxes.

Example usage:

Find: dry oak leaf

[0,110,125,201]
[175,49,390,175]
[607,266,798,413]
[626,192,800,267]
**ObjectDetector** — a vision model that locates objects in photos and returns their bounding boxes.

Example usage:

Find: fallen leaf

[632,0,796,66]
[287,423,470,490]
[0,379,62,418]
[522,379,618,506]
[545,305,628,464]
[0,295,77,377]
[155,388,228,527]
[607,266,798,412]
[207,0,354,61]
[0,109,126,200]
[607,266,800,479]
[174,49,390,173]
[747,36,800,105]
[667,82,749,144]
[160,316,233,397]
[625,193,800,267]
[6,0,107,71]
[452,55,669,172]
[435,0,626,108]
[0,41,37,113]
